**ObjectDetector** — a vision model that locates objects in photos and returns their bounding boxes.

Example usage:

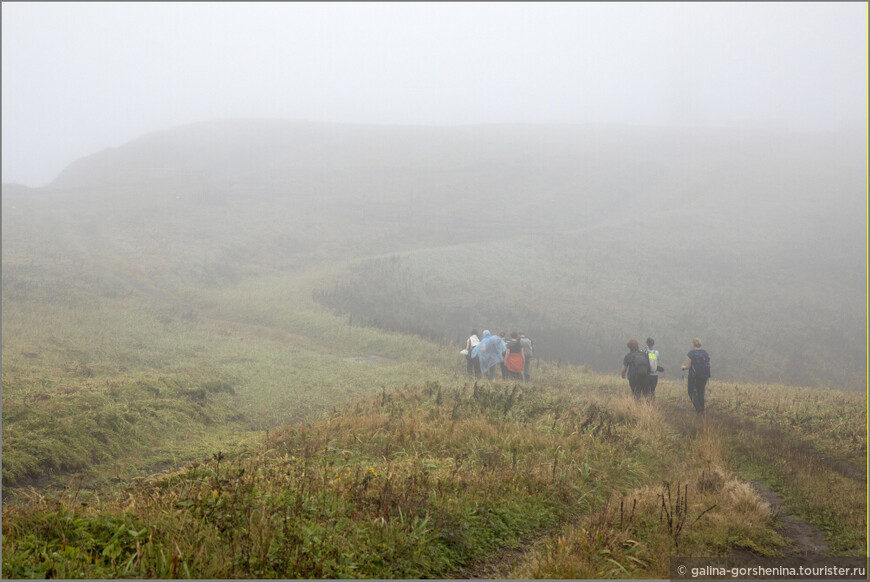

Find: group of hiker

[461,330,712,414]
[622,336,711,413]
[463,329,534,382]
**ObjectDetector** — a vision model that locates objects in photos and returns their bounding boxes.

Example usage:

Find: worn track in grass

[659,399,863,558]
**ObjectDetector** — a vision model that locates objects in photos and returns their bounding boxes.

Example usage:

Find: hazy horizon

[2,2,867,188]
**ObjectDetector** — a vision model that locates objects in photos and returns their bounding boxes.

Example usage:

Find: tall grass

[702,383,866,555]
[3,377,793,579]
[2,120,865,576]
[0,255,458,494]
[313,235,866,391]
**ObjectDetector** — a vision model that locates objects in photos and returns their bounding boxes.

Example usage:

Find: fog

[2,2,866,187]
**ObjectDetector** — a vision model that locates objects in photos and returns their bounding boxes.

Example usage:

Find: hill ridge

[2,119,865,388]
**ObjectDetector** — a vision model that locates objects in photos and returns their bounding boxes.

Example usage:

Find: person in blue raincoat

[471,330,506,380]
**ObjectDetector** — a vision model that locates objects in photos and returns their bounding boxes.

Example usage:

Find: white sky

[2,2,867,187]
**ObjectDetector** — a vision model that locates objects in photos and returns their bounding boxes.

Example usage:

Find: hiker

[473,330,506,380]
[518,331,534,381]
[503,332,525,381]
[498,331,509,379]
[645,337,661,400]
[620,338,650,400]
[465,329,482,378]
[682,338,711,413]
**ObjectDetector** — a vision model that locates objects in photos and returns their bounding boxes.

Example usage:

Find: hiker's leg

[697,377,708,413]
[638,374,650,400]
[687,376,698,409]
[647,375,658,401]
[628,377,640,400]
[523,357,531,381]
[689,376,704,413]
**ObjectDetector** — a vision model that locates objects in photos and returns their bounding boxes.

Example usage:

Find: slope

[5,121,864,389]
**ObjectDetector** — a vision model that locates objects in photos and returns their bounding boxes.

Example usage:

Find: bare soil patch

[749,479,829,557]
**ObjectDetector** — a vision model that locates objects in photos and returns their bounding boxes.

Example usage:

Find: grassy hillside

[4,121,865,390]
[3,372,866,578]
[0,251,460,492]
[1,120,865,577]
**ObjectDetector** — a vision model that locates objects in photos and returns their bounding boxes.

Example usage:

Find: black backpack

[690,350,711,379]
[629,351,650,379]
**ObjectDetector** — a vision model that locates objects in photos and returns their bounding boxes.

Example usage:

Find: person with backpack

[518,331,534,381]
[620,338,650,400]
[682,338,711,413]
[644,337,661,400]
[465,329,481,378]
[498,331,509,379]
[473,330,506,380]
[503,332,525,381]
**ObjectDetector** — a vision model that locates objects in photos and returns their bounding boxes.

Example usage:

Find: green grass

[708,383,866,555]
[4,122,865,391]
[0,253,462,493]
[1,121,865,577]
[712,382,866,463]
[2,375,794,579]
[3,290,865,576]
[313,231,865,391]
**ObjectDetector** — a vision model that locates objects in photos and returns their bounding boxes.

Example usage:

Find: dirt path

[455,397,854,579]
[659,403,848,562]
[748,480,830,557]
[455,526,561,579]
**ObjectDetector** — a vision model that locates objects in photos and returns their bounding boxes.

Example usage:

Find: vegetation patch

[655,384,867,557]
[4,378,810,579]
[1,371,247,493]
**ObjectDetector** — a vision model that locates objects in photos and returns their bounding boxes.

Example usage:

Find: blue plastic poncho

[472,331,506,376]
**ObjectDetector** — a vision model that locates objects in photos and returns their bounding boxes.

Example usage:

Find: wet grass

[2,144,865,577]
[2,377,792,579]
[656,381,867,557]
[0,260,459,496]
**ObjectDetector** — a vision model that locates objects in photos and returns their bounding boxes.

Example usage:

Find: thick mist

[2,121,865,389]
[2,2,866,187]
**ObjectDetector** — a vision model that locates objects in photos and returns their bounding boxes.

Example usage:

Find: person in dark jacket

[621,338,650,400]
[518,331,534,382]
[682,338,711,413]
